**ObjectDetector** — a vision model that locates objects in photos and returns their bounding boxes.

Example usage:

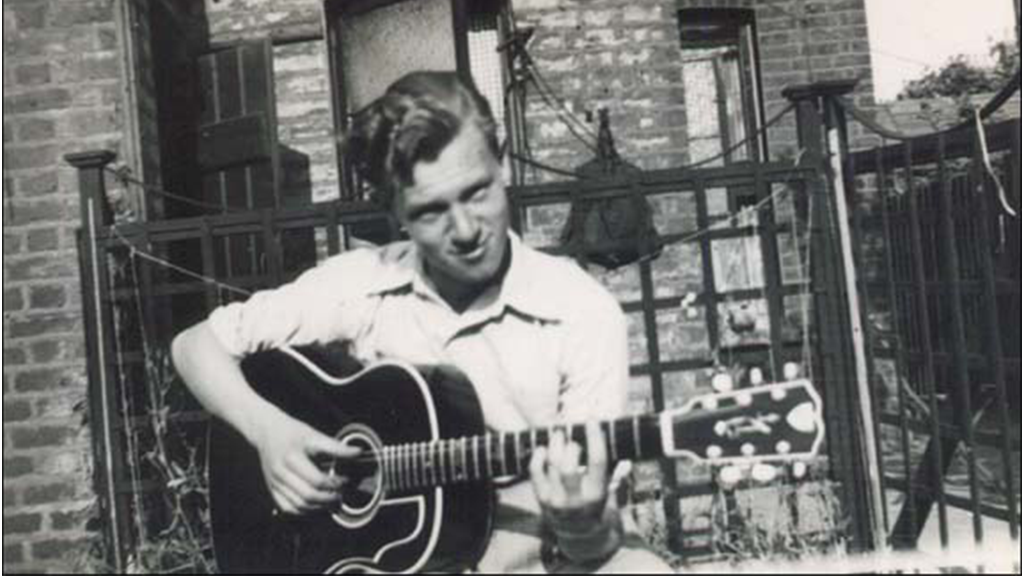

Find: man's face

[394,124,510,303]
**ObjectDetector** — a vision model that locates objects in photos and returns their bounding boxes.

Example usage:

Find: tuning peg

[751,463,779,484]
[749,367,764,386]
[792,461,809,480]
[717,465,744,490]
[711,373,734,393]
[784,362,801,381]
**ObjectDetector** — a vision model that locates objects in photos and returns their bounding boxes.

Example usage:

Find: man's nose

[450,206,481,249]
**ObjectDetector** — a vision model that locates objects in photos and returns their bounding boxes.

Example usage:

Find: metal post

[1014,0,1021,50]
[65,150,128,573]
[782,80,885,553]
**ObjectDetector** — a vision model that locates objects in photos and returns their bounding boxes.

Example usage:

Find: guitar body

[209,347,495,574]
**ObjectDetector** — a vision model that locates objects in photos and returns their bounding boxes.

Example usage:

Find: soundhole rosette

[330,424,384,529]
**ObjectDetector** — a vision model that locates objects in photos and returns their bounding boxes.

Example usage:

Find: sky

[865,0,1019,101]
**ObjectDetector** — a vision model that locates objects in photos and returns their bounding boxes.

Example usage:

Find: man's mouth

[455,242,488,264]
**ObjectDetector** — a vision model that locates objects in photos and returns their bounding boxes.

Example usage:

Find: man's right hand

[254,410,361,516]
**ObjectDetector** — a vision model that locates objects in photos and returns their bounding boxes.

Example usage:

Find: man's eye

[413,206,444,221]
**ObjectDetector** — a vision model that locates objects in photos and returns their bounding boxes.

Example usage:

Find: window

[678,9,764,165]
[325,0,511,201]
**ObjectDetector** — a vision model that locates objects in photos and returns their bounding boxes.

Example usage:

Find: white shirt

[206,232,632,572]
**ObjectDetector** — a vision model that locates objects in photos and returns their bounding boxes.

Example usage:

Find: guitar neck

[380,415,665,491]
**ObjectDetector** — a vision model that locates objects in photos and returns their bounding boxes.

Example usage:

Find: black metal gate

[838,81,1021,550]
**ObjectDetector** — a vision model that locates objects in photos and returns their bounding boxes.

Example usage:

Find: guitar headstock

[659,379,824,464]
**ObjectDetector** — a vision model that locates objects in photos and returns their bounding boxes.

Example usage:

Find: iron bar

[936,134,985,543]
[876,143,916,547]
[970,124,1020,541]
[899,138,950,549]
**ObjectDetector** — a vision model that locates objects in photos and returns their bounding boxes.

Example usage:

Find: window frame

[677,7,768,164]
[324,0,492,201]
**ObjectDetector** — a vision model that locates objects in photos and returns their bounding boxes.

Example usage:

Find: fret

[425,443,435,486]
[632,415,642,460]
[457,438,466,482]
[608,421,619,463]
[395,440,403,485]
[439,440,449,486]
[405,444,413,490]
[513,432,523,475]
[413,440,421,485]
[382,447,392,491]
[484,433,493,479]
[403,440,411,485]
[498,433,508,477]
[471,436,480,481]
[529,428,538,465]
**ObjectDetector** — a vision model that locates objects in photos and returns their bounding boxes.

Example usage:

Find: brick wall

[3,0,130,572]
[514,0,876,179]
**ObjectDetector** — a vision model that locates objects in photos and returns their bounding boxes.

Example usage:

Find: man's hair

[344,71,500,209]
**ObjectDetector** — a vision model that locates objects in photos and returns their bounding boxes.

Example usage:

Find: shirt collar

[366,232,563,323]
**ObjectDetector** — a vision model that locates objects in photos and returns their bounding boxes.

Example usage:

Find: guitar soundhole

[335,436,379,510]
[331,425,385,528]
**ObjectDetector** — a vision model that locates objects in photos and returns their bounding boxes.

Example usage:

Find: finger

[280,466,341,506]
[271,491,299,516]
[288,454,344,492]
[583,420,608,482]
[546,430,568,484]
[529,447,551,504]
[545,432,571,504]
[559,441,583,477]
[272,484,310,515]
[305,431,362,460]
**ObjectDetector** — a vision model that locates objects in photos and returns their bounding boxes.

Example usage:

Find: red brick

[49,1,115,27]
[4,145,60,171]
[6,198,67,225]
[3,88,72,114]
[4,230,23,254]
[14,62,52,87]
[49,507,90,531]
[69,110,119,137]
[4,347,28,366]
[52,54,120,84]
[98,27,118,50]
[4,288,25,311]
[13,368,74,393]
[29,340,63,364]
[8,3,49,30]
[4,544,24,565]
[17,117,56,142]
[2,457,35,479]
[3,400,33,422]
[18,171,60,197]
[25,227,60,251]
[28,284,67,309]
[5,254,77,282]
[23,481,77,506]
[9,426,76,450]
[2,513,42,536]
[7,314,80,338]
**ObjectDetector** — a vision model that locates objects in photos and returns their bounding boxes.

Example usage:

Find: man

[172,71,672,573]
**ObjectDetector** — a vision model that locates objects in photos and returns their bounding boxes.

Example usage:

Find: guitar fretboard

[379,415,663,492]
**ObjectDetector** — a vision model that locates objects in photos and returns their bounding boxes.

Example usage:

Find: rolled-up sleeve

[206,252,372,358]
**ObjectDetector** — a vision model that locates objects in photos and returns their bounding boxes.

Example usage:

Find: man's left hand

[529,421,623,565]
[529,421,609,524]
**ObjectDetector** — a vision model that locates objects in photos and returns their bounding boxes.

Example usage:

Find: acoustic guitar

[209,347,825,574]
